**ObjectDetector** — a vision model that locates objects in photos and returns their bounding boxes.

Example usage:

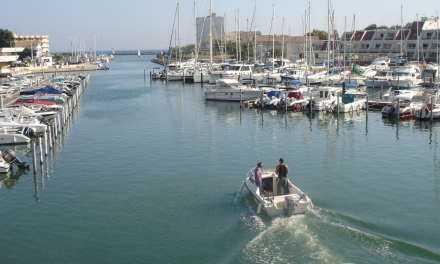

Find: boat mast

[289,27,291,72]
[305,10,308,66]
[93,32,96,60]
[437,11,439,87]
[209,0,212,68]
[247,19,249,62]
[417,14,419,63]
[254,1,257,63]
[235,11,237,60]
[238,9,241,62]
[327,0,330,80]
[281,17,285,64]
[309,3,312,65]
[224,13,227,60]
[272,5,275,69]
[344,16,346,69]
[400,5,403,60]
[178,2,181,67]
[194,2,198,64]
[221,22,224,62]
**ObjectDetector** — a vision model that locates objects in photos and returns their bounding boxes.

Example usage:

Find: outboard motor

[284,196,297,216]
[16,127,36,138]
[2,149,30,169]
[36,115,51,126]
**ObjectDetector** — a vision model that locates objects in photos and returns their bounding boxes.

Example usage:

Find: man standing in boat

[275,158,290,195]
[255,162,264,195]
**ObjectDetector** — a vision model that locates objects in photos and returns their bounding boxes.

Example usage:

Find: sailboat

[138,48,142,58]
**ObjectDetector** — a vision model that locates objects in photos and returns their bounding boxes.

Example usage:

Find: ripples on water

[1,56,440,263]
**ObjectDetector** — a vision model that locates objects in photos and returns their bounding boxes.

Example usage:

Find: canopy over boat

[20,87,62,95]
[287,92,304,100]
[12,100,57,106]
[267,91,284,99]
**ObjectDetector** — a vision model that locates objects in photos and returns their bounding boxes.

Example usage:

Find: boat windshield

[218,81,241,88]
[230,66,241,71]
[394,72,409,77]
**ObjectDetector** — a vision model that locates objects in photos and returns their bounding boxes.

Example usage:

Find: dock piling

[201,73,203,83]
[39,137,43,164]
[285,91,288,111]
[44,131,48,156]
[380,83,383,100]
[0,95,3,109]
[240,89,243,108]
[431,97,434,122]
[397,100,400,119]
[48,127,53,149]
[366,96,369,118]
[32,142,37,174]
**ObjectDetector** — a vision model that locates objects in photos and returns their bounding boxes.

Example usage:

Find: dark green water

[1,55,439,263]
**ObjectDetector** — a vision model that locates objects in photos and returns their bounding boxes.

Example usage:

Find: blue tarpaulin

[288,81,302,85]
[419,82,437,87]
[267,91,284,99]
[20,87,62,95]
[345,83,359,87]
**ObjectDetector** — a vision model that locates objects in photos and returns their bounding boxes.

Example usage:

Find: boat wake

[234,193,440,263]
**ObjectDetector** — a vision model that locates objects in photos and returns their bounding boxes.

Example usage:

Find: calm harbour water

[1,55,439,263]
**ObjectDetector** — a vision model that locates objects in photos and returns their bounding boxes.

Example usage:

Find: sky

[1,0,439,53]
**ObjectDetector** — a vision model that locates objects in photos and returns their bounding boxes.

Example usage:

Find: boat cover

[287,92,304,100]
[12,100,57,106]
[419,82,437,87]
[345,83,359,87]
[20,87,62,95]
[288,81,302,85]
[267,91,284,99]
[342,94,355,104]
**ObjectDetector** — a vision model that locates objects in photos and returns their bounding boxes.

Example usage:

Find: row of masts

[166,1,439,78]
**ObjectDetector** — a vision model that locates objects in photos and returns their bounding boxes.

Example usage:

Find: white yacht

[308,87,340,111]
[382,90,418,103]
[365,71,394,88]
[0,127,33,144]
[365,58,390,71]
[332,89,368,113]
[241,168,313,217]
[204,79,262,101]
[208,64,253,84]
[390,66,422,89]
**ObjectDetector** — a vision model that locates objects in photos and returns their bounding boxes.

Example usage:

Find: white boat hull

[205,89,262,101]
[243,171,312,217]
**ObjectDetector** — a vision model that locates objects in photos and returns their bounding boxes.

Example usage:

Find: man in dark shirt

[275,158,290,195]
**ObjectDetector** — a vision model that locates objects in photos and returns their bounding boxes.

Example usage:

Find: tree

[18,47,36,60]
[305,30,328,40]
[364,24,378,30]
[0,28,15,47]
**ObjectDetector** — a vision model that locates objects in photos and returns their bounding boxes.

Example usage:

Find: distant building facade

[196,13,224,45]
[13,34,50,54]
[339,16,440,63]
[224,31,262,42]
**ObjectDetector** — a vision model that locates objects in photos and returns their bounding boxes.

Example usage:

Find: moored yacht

[204,79,262,101]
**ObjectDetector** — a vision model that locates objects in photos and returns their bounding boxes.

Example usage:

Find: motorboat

[0,116,47,133]
[280,91,307,111]
[208,64,254,84]
[332,87,367,113]
[365,58,390,71]
[390,66,423,89]
[307,86,340,111]
[204,79,262,101]
[0,127,34,144]
[241,168,313,217]
[382,90,418,103]
[254,90,284,109]
[365,71,393,88]
[0,153,10,173]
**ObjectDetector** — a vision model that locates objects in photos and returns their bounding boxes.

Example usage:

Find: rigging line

[265,9,274,65]
[165,5,179,70]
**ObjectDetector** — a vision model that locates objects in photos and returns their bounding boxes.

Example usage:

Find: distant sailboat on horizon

[138,48,142,58]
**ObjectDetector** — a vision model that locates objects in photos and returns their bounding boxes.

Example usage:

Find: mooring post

[32,141,37,174]
[337,94,340,115]
[240,89,243,108]
[0,95,3,110]
[58,114,61,133]
[39,137,43,164]
[366,96,369,118]
[397,100,400,119]
[381,83,383,100]
[201,72,203,83]
[431,97,434,122]
[309,93,313,113]
[144,69,146,79]
[44,131,48,156]
[54,118,57,138]
[48,126,53,149]
[397,77,400,89]
[285,91,288,111]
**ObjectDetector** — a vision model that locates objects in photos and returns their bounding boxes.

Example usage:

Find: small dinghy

[240,168,313,217]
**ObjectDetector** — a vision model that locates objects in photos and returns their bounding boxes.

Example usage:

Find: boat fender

[239,181,245,191]
[257,203,263,214]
